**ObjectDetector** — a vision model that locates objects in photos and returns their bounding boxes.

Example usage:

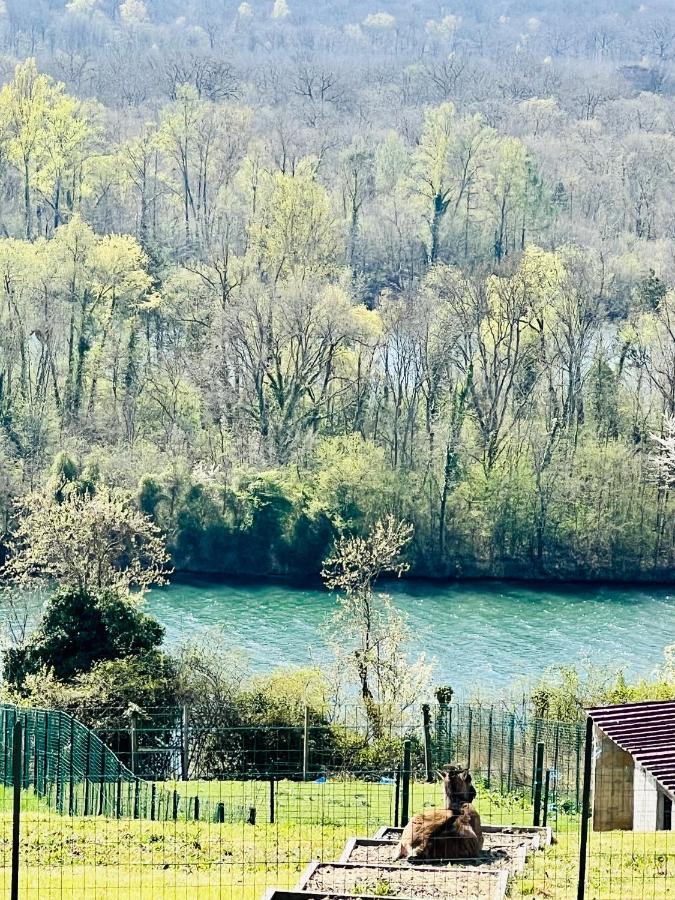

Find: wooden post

[11,720,22,900]
[172,789,179,820]
[533,742,545,826]
[248,806,256,825]
[181,705,189,781]
[422,704,434,783]
[401,740,411,828]
[576,717,594,900]
[194,796,200,821]
[302,705,310,781]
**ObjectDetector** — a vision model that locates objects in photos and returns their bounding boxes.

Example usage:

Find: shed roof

[588,700,675,795]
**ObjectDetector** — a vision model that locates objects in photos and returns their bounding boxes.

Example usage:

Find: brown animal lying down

[395,766,483,863]
[395,807,482,862]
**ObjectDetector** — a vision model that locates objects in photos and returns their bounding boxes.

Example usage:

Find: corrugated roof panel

[587,700,675,794]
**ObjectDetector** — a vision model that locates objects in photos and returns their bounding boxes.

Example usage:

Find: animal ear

[463,769,472,781]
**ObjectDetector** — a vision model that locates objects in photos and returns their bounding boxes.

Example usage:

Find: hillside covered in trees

[1,0,675,580]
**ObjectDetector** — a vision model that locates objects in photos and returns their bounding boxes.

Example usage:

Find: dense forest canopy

[0,0,675,580]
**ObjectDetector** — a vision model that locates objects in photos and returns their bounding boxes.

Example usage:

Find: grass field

[0,780,673,898]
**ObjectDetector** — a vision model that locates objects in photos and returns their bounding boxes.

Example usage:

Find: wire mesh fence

[0,701,672,898]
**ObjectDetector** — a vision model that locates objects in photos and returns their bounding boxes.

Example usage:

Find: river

[145,578,675,696]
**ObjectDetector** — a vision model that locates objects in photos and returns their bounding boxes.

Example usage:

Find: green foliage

[3,586,165,688]
[529,647,675,722]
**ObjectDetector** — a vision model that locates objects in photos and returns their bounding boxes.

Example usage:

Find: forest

[1,0,675,581]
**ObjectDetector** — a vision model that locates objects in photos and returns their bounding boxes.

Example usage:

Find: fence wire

[0,702,672,899]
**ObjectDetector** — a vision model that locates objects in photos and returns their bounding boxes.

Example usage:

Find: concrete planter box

[262,892,414,900]
[339,836,529,875]
[295,859,509,900]
[372,823,553,850]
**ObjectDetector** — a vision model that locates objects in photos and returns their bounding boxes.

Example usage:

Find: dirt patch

[304,863,507,899]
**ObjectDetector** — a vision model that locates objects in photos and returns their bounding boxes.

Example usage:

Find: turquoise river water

[145,579,675,696]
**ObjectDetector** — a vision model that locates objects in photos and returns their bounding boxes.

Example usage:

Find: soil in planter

[305,863,506,900]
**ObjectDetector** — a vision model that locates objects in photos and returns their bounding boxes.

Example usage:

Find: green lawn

[0,781,672,898]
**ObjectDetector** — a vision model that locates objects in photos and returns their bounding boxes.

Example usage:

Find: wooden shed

[587,700,675,832]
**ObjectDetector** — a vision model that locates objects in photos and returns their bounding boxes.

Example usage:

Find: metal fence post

[11,720,22,900]
[2,707,8,786]
[151,783,157,821]
[269,775,275,824]
[507,713,515,792]
[467,708,473,769]
[181,705,189,781]
[543,769,551,827]
[486,707,493,788]
[42,712,49,798]
[576,716,593,900]
[533,742,545,826]
[401,739,411,827]
[422,704,433,782]
[130,711,138,775]
[302,705,310,781]
[68,717,75,816]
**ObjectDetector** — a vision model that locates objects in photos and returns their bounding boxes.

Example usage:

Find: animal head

[438,764,476,807]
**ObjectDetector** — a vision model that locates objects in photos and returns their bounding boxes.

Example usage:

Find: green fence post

[543,769,551,827]
[116,775,122,819]
[302,705,310,782]
[576,717,593,900]
[507,714,515,792]
[422,704,433,782]
[32,724,38,796]
[575,725,582,812]
[486,707,494,789]
[531,719,540,800]
[130,712,138,776]
[181,705,189,781]
[533,742,545,826]
[134,778,140,819]
[194,795,200,822]
[269,776,275,824]
[84,730,92,815]
[401,739,411,828]
[2,707,7,786]
[447,705,453,760]
[394,767,401,828]
[11,720,22,900]
[21,715,29,790]
[55,715,63,814]
[467,708,473,769]
[172,789,179,821]
[68,717,75,816]
[151,783,157,821]
[42,712,49,798]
